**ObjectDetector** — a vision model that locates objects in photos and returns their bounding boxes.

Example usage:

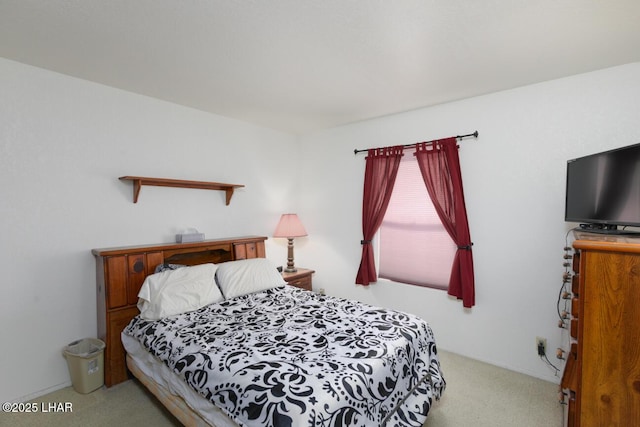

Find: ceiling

[2,1,640,135]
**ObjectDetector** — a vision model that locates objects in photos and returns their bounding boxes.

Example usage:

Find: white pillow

[215,258,286,299]
[137,263,223,320]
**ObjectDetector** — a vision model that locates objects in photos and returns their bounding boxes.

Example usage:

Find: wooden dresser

[92,236,267,387]
[562,233,640,426]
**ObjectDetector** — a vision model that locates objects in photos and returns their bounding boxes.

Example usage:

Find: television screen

[565,143,640,230]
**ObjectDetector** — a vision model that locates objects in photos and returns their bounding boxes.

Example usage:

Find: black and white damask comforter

[124,286,445,427]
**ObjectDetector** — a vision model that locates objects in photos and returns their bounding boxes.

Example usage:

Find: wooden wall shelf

[119,176,244,205]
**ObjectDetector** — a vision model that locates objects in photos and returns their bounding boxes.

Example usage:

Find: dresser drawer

[282,268,314,291]
[287,275,312,291]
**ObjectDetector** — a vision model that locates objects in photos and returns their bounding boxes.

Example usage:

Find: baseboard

[12,381,72,403]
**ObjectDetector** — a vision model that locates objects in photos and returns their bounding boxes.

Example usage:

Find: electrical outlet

[536,337,547,356]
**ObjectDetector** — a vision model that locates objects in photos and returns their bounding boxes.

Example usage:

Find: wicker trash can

[63,338,105,394]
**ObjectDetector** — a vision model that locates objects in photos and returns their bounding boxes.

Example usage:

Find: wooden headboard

[92,235,267,387]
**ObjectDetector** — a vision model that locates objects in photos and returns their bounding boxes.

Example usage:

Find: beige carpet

[425,351,563,427]
[1,350,563,427]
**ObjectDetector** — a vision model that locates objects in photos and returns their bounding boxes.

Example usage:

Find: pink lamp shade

[273,214,307,273]
[273,214,307,238]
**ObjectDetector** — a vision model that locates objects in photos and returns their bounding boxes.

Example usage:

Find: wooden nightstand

[282,268,314,291]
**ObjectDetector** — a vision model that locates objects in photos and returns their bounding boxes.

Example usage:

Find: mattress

[123,286,445,426]
[123,333,236,427]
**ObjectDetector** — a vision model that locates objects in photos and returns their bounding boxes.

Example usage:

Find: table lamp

[273,213,307,272]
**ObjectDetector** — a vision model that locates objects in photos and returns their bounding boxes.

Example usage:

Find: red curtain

[414,138,475,307]
[355,146,404,285]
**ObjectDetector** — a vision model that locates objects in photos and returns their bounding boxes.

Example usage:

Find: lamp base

[285,237,297,273]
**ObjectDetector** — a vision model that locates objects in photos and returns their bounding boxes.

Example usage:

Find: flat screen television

[565,143,640,234]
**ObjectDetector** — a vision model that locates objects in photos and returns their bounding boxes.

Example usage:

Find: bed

[94,236,445,427]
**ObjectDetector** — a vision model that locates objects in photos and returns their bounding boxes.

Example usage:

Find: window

[378,153,457,289]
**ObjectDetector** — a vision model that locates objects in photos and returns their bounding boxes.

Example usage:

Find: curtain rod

[353,130,479,155]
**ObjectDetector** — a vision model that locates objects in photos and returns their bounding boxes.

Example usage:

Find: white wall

[0,58,298,402]
[3,56,639,402]
[297,62,640,383]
